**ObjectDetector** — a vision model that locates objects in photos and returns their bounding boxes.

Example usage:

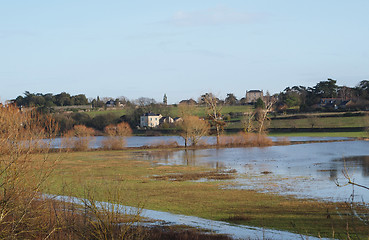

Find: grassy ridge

[43,150,369,239]
[76,106,368,138]
[86,105,252,118]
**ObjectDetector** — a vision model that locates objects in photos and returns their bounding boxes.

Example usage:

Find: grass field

[270,115,368,128]
[86,105,252,118]
[76,107,368,139]
[42,149,369,239]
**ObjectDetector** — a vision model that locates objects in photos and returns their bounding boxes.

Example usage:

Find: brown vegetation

[152,170,236,181]
[0,104,59,238]
[149,140,179,148]
[62,124,95,151]
[178,115,210,147]
[101,122,132,150]
[218,132,273,147]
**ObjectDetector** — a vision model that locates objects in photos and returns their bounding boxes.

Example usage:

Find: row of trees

[14,91,89,107]
[11,79,369,110]
[277,79,369,111]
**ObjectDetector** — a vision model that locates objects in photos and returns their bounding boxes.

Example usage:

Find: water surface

[132,140,369,202]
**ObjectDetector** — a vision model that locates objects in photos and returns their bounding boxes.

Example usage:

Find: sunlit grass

[270,116,367,128]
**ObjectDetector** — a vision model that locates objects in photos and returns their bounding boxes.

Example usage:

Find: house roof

[247,90,262,93]
[143,112,161,116]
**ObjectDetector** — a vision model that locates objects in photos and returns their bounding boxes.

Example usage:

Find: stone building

[246,90,263,103]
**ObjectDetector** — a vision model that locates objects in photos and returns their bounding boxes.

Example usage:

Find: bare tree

[201,93,225,145]
[255,97,276,133]
[241,96,276,134]
[241,111,257,133]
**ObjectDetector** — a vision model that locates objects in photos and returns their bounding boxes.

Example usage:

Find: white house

[140,113,162,128]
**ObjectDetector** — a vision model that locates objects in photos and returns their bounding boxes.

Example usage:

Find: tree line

[14,91,89,107]
[276,79,369,112]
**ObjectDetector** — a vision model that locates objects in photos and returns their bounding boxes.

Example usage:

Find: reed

[218,132,273,147]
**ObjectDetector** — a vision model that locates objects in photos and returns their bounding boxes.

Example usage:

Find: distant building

[159,116,174,125]
[105,99,123,108]
[246,90,263,103]
[105,99,115,107]
[179,99,197,105]
[140,113,162,128]
[320,98,353,109]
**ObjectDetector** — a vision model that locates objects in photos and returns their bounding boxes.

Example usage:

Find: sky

[1,1,369,104]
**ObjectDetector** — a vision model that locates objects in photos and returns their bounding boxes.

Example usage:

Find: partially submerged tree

[178,115,210,147]
[241,95,276,134]
[63,125,95,151]
[255,98,275,133]
[102,122,132,150]
[201,93,225,145]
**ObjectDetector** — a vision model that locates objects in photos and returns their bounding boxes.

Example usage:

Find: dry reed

[218,132,273,147]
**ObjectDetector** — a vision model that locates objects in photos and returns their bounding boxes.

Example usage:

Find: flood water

[129,140,369,202]
[47,194,328,240]
[47,138,369,239]
[50,135,350,148]
[50,136,368,201]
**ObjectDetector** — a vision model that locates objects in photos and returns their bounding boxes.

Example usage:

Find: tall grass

[218,132,273,147]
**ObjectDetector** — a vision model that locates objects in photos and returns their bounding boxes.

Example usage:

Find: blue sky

[1,1,369,103]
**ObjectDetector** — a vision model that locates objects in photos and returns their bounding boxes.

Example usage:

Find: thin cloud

[168,6,263,27]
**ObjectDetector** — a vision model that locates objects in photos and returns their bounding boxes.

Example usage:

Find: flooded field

[49,136,367,201]
[45,137,369,239]
[129,140,369,202]
[50,135,350,148]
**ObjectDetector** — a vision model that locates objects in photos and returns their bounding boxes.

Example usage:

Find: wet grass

[152,170,236,181]
[41,150,369,239]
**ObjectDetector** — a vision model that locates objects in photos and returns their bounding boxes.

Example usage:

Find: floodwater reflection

[131,141,369,202]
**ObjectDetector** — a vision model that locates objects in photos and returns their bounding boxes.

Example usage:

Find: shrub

[0,104,59,238]
[62,125,95,151]
[101,122,132,150]
[218,132,273,147]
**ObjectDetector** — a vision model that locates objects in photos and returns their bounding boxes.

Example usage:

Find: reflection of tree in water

[182,150,197,166]
[328,156,369,178]
[136,151,175,165]
[344,156,369,177]
[182,150,224,170]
